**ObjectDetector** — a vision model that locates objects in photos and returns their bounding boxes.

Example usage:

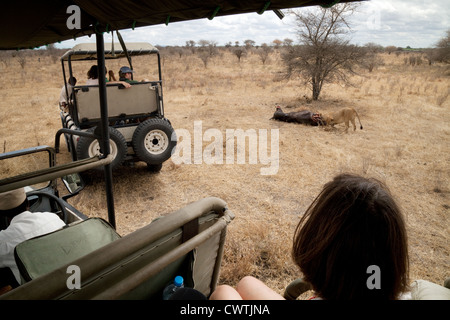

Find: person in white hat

[0,188,65,287]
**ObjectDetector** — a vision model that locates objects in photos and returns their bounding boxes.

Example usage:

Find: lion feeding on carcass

[322,107,363,133]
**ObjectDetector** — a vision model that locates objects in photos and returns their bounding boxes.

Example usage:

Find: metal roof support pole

[96,31,116,229]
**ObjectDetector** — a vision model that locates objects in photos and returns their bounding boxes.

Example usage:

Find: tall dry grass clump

[0,48,448,296]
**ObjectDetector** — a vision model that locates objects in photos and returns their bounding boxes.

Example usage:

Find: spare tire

[76,126,127,171]
[132,118,176,165]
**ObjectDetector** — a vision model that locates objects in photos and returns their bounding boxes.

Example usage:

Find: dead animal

[270,106,325,126]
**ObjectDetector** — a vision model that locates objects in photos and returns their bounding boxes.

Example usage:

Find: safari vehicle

[60,42,176,172]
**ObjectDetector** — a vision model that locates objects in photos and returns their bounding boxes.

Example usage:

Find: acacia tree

[364,42,383,72]
[258,43,272,65]
[282,3,366,100]
[435,29,450,63]
[232,47,246,62]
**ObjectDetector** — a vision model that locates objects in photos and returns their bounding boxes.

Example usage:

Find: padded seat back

[14,218,120,282]
[74,83,158,121]
[2,197,234,300]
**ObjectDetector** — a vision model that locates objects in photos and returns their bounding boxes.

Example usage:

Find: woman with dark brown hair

[210,173,409,300]
[292,173,409,300]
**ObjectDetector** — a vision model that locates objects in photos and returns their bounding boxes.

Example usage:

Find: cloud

[131,12,297,46]
[350,0,449,47]
[58,1,449,49]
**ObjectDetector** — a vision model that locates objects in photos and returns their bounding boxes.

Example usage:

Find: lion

[322,107,363,133]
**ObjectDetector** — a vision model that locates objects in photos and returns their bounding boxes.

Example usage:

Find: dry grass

[0,50,448,296]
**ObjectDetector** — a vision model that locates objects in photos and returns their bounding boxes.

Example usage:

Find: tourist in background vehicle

[118,66,139,84]
[59,76,77,112]
[86,65,131,88]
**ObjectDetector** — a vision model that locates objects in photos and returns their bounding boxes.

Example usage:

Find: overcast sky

[60,0,449,49]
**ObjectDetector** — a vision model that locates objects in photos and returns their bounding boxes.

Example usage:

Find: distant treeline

[1,38,448,68]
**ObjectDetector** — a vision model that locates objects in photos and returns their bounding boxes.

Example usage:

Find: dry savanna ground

[0,48,448,297]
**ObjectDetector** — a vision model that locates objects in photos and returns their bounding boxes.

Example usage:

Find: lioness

[323,107,363,133]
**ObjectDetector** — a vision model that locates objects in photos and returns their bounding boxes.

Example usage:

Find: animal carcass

[270,106,324,126]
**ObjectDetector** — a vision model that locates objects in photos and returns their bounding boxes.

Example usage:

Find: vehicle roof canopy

[61,42,159,61]
[0,1,364,50]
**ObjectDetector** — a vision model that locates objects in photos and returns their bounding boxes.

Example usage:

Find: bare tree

[435,29,450,63]
[185,40,196,53]
[385,45,397,55]
[364,42,383,72]
[197,39,209,47]
[232,47,246,62]
[196,40,218,68]
[283,38,294,47]
[198,51,209,68]
[424,48,439,65]
[258,43,272,65]
[17,52,26,69]
[244,39,255,51]
[282,4,366,100]
[272,39,282,48]
[198,39,218,57]
[46,43,59,63]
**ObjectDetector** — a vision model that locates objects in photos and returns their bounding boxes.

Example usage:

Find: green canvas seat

[14,218,120,282]
[2,197,234,300]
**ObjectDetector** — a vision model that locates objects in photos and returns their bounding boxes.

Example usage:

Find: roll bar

[0,155,114,194]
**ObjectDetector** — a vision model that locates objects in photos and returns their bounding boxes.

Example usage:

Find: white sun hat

[0,188,26,211]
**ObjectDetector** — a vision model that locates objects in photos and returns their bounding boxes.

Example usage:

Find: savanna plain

[0,47,448,297]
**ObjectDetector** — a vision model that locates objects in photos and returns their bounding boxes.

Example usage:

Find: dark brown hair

[87,65,98,79]
[87,65,107,80]
[292,173,409,300]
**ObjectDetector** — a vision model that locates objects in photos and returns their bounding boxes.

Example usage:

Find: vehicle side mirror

[61,173,84,196]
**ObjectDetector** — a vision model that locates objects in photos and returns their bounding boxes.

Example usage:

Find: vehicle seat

[2,197,234,300]
[74,83,159,122]
[14,218,120,283]
[283,277,450,300]
[409,279,450,300]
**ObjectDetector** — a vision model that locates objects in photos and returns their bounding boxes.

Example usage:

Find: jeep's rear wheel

[132,118,176,165]
[76,127,127,171]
